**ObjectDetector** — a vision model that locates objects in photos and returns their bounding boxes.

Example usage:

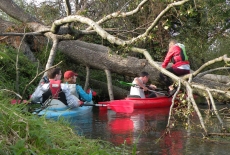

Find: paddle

[117,80,167,95]
[84,100,134,113]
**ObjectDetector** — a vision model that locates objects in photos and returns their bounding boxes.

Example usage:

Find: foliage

[37,3,61,25]
[0,44,40,99]
[0,95,130,154]
[166,0,230,70]
[78,0,170,61]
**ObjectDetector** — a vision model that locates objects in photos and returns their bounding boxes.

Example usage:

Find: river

[69,105,230,154]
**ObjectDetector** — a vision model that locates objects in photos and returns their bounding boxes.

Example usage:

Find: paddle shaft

[83,100,134,113]
[147,89,166,95]
[83,103,108,107]
[83,103,132,108]
[128,83,166,95]
[118,80,165,94]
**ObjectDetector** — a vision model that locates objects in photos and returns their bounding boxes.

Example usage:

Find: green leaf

[0,51,15,63]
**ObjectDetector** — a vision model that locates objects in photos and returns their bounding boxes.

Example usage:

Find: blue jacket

[76,85,92,102]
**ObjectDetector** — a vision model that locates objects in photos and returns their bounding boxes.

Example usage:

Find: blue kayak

[34,99,93,119]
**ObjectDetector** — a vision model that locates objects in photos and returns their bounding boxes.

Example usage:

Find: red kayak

[98,96,172,112]
[125,96,172,109]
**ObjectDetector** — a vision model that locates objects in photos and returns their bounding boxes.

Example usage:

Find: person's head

[64,70,78,84]
[139,71,149,84]
[47,67,62,80]
[169,39,177,49]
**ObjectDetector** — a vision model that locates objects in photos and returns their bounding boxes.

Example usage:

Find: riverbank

[0,95,130,154]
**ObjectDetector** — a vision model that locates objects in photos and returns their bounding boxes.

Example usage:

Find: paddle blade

[109,100,134,113]
[118,81,134,86]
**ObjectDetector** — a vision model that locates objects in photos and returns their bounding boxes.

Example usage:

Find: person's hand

[79,101,84,106]
[143,86,149,91]
[87,89,97,96]
[149,84,157,90]
[87,89,92,94]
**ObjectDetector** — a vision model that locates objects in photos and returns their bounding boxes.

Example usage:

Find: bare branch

[197,67,230,77]
[45,38,59,69]
[185,55,230,79]
[64,0,71,16]
[15,28,26,95]
[51,0,190,45]
[187,85,208,134]
[206,89,224,128]
[167,79,182,129]
[0,32,45,36]
[0,89,22,99]
[86,0,149,31]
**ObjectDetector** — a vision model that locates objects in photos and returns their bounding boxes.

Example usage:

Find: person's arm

[162,46,175,68]
[31,84,49,103]
[149,84,157,90]
[76,85,92,102]
[134,78,148,91]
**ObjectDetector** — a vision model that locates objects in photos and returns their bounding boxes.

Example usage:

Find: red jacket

[162,44,189,68]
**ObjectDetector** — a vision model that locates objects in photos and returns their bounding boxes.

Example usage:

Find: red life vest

[42,80,68,105]
[49,79,61,99]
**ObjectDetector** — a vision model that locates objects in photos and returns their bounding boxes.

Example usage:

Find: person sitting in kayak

[129,71,158,98]
[63,70,96,104]
[31,67,81,108]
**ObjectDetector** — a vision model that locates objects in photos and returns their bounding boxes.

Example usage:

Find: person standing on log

[160,39,190,95]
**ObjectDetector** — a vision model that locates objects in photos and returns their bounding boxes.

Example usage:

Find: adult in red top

[160,40,190,92]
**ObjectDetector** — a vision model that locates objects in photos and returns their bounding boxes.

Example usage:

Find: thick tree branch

[0,0,39,23]
[51,0,190,45]
[64,0,71,16]
[185,55,230,79]
[197,67,230,78]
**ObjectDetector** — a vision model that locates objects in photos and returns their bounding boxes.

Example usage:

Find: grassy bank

[0,94,130,154]
[0,44,133,154]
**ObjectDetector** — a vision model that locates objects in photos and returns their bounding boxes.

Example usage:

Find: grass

[0,94,131,155]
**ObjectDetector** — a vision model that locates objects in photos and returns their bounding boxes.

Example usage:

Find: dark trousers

[147,92,157,98]
[159,67,190,89]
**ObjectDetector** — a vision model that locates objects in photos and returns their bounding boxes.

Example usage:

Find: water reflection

[105,108,171,146]
[69,106,230,154]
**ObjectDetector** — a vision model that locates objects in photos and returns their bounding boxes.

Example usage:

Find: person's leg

[168,68,190,96]
[147,92,157,98]
[172,68,190,76]
[159,67,175,89]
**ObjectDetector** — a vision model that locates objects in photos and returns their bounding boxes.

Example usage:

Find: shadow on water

[67,106,230,154]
